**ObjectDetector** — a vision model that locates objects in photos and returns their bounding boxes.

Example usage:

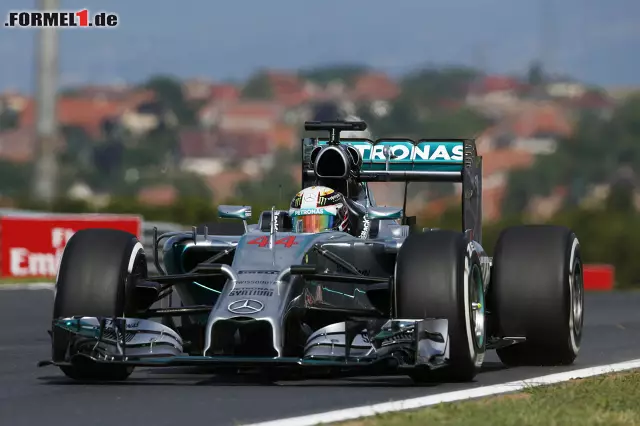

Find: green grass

[0,277,54,284]
[337,370,640,426]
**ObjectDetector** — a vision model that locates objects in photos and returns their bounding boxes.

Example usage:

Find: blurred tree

[310,100,342,121]
[606,178,635,213]
[501,95,640,212]
[358,67,484,139]
[241,72,273,99]
[0,160,33,198]
[144,75,196,125]
[363,93,422,137]
[233,160,298,210]
[173,172,213,199]
[0,109,19,131]
[123,127,179,169]
[527,60,545,86]
[399,67,480,108]
[58,125,93,167]
[300,64,370,86]
[422,107,491,138]
[93,141,125,179]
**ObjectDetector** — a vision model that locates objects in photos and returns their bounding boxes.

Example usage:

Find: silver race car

[40,120,584,382]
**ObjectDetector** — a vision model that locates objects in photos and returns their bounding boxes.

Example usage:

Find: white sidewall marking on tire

[127,242,144,273]
[53,238,69,300]
[463,243,476,365]
[393,261,398,317]
[569,236,580,354]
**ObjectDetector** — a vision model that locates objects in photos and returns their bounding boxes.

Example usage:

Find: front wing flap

[50,317,183,362]
[43,316,449,375]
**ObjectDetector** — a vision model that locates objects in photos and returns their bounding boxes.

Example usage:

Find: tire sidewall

[121,240,147,316]
[566,234,583,357]
[394,231,487,380]
[462,242,486,369]
[492,226,584,366]
[54,230,146,320]
[51,229,145,379]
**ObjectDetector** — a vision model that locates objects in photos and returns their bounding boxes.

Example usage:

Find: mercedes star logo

[228,299,264,315]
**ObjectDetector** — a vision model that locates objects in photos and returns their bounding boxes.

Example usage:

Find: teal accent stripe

[309,282,366,299]
[192,281,221,293]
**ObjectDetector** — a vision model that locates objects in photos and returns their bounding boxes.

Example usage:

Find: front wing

[42,316,450,376]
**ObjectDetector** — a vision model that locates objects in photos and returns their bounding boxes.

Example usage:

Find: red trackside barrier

[583,264,614,291]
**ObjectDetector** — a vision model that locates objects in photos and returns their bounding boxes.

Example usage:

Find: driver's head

[289,186,349,233]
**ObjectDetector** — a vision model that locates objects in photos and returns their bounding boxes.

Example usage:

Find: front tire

[53,228,147,380]
[395,230,486,382]
[491,225,584,366]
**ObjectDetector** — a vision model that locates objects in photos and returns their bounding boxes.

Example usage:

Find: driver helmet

[289,186,349,233]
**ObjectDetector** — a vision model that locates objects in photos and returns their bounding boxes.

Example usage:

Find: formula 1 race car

[40,120,584,383]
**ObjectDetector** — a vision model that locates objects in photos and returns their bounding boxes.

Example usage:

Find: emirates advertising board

[1,215,142,279]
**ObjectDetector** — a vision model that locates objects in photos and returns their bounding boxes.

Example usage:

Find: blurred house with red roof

[351,72,400,102]
[477,102,573,155]
[183,79,241,104]
[178,129,227,176]
[210,84,240,103]
[0,127,41,163]
[350,72,401,118]
[466,75,528,118]
[137,184,177,206]
[21,97,122,139]
[478,149,536,221]
[189,97,299,192]
[204,170,251,202]
[0,91,29,114]
[178,124,294,179]
[417,147,537,223]
[19,89,167,139]
[183,79,215,102]
[217,101,284,132]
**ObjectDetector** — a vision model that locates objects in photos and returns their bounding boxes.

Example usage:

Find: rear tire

[395,231,486,382]
[53,228,147,381]
[491,225,583,366]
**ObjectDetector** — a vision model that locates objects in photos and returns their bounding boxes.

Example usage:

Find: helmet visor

[292,214,336,233]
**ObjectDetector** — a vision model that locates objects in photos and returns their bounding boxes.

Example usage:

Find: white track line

[242,358,640,426]
[0,282,54,291]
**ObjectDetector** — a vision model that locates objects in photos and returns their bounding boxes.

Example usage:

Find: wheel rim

[570,261,584,341]
[470,265,485,348]
[123,249,147,316]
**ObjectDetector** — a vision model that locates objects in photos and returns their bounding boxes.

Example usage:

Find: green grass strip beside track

[337,369,640,426]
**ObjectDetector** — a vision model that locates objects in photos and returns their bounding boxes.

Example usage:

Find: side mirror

[218,204,251,222]
[218,205,251,233]
[365,206,403,220]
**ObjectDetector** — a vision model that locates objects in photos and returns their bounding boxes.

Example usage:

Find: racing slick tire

[490,225,583,366]
[52,228,147,381]
[395,230,486,382]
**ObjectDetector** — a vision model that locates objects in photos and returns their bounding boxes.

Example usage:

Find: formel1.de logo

[4,9,118,28]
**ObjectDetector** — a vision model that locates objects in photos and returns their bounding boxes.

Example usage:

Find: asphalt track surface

[1,289,640,426]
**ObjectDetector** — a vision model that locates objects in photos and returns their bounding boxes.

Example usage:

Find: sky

[1,0,639,93]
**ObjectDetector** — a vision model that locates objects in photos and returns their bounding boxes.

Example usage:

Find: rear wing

[301,138,484,244]
[302,137,478,183]
[300,121,483,243]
